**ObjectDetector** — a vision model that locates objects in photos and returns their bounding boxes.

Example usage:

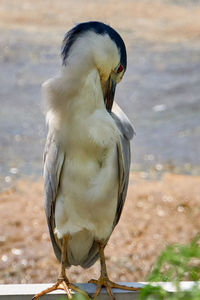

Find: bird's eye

[117,64,123,73]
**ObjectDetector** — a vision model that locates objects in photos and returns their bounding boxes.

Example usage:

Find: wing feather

[43,132,65,262]
[111,103,134,228]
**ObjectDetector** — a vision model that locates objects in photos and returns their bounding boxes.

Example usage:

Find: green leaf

[139,235,200,300]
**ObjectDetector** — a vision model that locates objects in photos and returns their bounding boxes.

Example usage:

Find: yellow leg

[89,243,140,300]
[32,235,89,300]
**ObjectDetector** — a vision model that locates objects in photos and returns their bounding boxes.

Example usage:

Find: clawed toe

[89,277,140,300]
[33,279,89,300]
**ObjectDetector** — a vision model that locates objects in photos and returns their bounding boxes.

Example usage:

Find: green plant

[57,292,89,300]
[139,235,200,300]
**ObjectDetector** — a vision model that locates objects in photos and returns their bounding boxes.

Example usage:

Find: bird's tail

[67,229,99,268]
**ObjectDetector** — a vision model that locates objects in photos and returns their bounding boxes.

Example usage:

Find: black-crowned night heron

[33,21,139,300]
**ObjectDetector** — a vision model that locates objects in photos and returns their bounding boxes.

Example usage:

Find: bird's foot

[32,277,89,300]
[89,277,140,300]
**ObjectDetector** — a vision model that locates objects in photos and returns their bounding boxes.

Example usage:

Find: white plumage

[43,33,122,265]
[33,21,138,300]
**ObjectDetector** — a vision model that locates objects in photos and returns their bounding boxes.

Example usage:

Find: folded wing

[111,102,134,228]
[43,132,65,263]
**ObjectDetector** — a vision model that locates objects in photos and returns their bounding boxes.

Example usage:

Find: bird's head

[61,21,127,112]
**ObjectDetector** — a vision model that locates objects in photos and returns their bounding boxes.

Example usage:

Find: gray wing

[44,133,100,268]
[43,132,65,263]
[82,105,135,268]
[111,103,135,228]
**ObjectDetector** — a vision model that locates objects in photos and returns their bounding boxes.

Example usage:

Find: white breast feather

[45,67,121,265]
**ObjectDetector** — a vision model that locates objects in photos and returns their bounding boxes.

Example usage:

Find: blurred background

[0,0,200,285]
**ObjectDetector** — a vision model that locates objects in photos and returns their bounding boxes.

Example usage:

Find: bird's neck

[44,67,105,131]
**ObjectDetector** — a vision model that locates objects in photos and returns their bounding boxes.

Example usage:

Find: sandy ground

[0,173,200,284]
[0,0,200,43]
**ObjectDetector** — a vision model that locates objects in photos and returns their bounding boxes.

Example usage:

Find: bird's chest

[63,110,117,171]
[59,109,119,202]
[55,110,119,240]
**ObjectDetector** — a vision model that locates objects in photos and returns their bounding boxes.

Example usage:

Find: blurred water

[0,28,200,188]
[119,41,200,174]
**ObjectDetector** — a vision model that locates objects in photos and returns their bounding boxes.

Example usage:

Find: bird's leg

[32,235,89,300]
[89,242,140,300]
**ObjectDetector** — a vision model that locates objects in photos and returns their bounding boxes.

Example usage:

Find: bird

[33,21,139,300]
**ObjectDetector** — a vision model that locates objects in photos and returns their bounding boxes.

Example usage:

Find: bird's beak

[104,75,117,112]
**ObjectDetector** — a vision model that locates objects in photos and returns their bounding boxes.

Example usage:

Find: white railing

[0,282,199,299]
